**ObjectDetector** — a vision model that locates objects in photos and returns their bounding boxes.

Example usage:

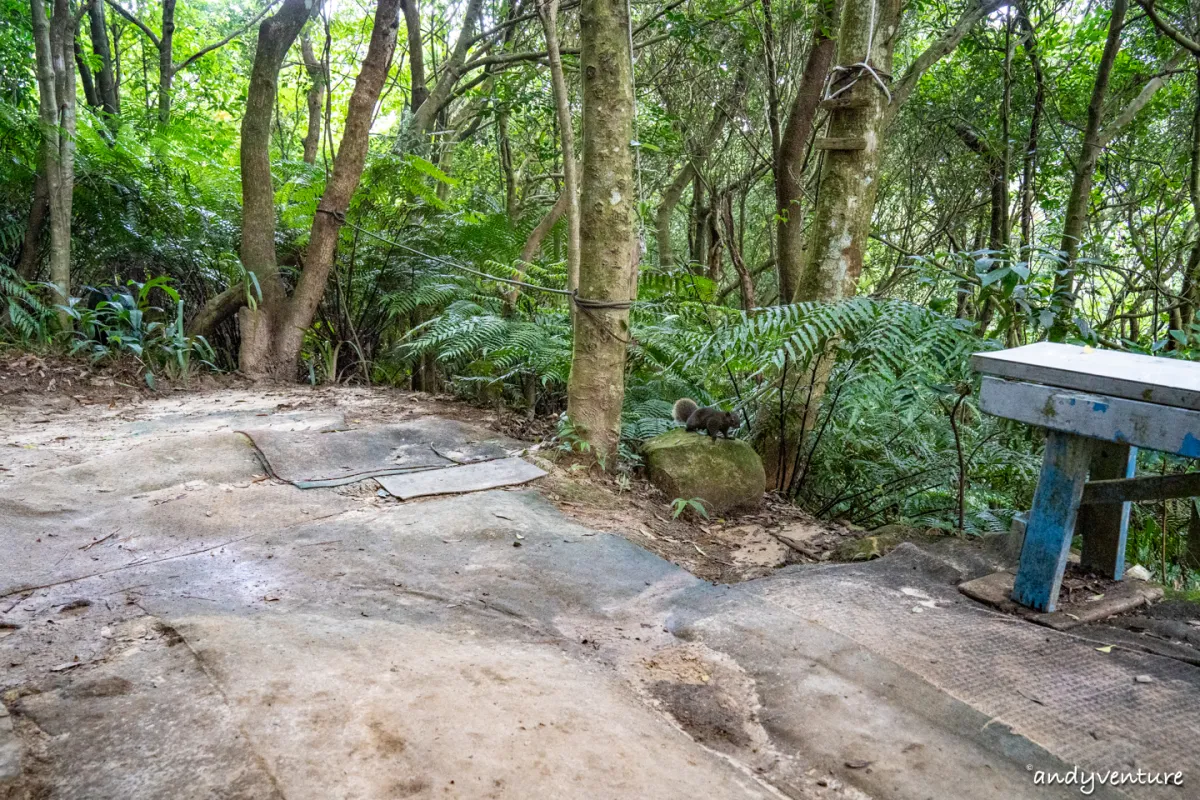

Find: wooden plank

[376,457,546,500]
[979,377,1200,458]
[1080,470,1200,505]
[1078,443,1136,579]
[815,136,867,151]
[1012,431,1093,612]
[972,342,1200,411]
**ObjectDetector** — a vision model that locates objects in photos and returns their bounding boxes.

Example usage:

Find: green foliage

[0,262,54,344]
[61,278,216,382]
[671,497,709,520]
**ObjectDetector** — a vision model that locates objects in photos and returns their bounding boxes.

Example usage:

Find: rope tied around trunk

[821,0,893,104]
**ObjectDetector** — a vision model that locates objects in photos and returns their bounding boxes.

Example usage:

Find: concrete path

[0,389,1185,799]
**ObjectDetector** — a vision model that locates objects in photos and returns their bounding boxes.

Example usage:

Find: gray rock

[0,703,20,790]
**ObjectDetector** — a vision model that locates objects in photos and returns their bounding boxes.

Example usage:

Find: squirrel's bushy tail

[673,398,699,423]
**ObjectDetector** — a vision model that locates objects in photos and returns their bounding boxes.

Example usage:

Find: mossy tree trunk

[565,0,637,467]
[30,0,76,329]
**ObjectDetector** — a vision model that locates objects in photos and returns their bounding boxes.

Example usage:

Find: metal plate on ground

[376,457,546,500]
[238,418,522,487]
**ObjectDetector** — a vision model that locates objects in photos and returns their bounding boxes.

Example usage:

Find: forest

[1,0,1198,584]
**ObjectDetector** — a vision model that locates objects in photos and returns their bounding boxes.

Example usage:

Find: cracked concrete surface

[0,388,1157,798]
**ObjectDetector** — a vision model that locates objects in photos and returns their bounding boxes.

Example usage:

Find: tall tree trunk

[273,0,403,374]
[1182,64,1200,330]
[1048,0,1126,340]
[1017,1,1043,252]
[88,0,119,118]
[794,0,902,303]
[75,37,100,108]
[775,0,837,303]
[31,0,76,329]
[401,0,427,111]
[565,0,636,467]
[157,0,175,124]
[404,0,483,139]
[539,0,580,292]
[796,0,1000,304]
[301,31,325,164]
[15,172,50,280]
[236,0,319,377]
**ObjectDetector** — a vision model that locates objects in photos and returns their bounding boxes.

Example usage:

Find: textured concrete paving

[0,390,1160,799]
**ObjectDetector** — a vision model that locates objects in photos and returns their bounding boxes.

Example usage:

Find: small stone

[1135,674,1154,684]
[1124,565,1152,581]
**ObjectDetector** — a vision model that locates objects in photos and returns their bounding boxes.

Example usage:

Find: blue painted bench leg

[1012,432,1094,612]
[1078,443,1136,580]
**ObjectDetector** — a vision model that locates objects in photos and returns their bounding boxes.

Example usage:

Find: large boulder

[642,429,766,515]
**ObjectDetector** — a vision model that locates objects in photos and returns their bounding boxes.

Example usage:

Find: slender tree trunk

[16,171,50,280]
[1048,0,1126,340]
[1017,1,1043,252]
[75,37,100,108]
[497,109,518,219]
[89,0,119,118]
[999,9,1012,247]
[656,162,694,268]
[775,0,837,303]
[721,194,756,309]
[539,0,580,292]
[656,66,746,268]
[401,0,427,111]
[566,0,636,467]
[706,197,722,282]
[157,0,175,124]
[31,0,76,329]
[236,0,319,377]
[301,31,325,164]
[405,0,483,138]
[690,176,707,264]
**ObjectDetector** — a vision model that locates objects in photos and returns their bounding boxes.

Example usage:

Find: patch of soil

[534,455,852,582]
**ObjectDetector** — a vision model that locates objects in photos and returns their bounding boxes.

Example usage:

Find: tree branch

[1098,50,1189,147]
[104,0,159,49]
[174,0,285,74]
[1134,0,1200,54]
[888,0,1005,114]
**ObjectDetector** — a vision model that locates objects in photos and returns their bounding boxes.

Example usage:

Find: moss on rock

[642,429,765,515]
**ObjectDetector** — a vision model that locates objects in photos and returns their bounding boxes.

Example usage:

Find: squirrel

[673,398,740,439]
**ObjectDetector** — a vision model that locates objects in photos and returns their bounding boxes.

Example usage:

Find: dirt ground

[1,354,1197,799]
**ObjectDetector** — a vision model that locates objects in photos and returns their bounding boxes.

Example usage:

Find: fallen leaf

[1096,645,1114,654]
